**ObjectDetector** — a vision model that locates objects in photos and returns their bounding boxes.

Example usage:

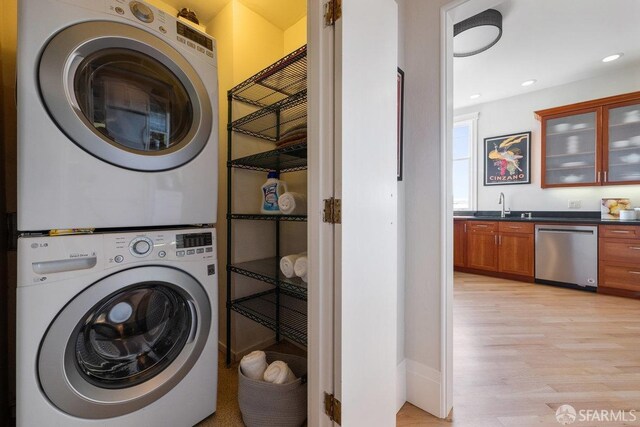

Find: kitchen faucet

[499,192,511,218]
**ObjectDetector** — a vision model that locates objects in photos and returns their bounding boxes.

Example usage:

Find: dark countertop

[453,210,640,226]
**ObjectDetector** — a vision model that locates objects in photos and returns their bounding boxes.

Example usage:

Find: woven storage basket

[238,352,307,427]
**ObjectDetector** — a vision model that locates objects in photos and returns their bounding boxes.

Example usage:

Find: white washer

[16,228,218,426]
[18,0,218,231]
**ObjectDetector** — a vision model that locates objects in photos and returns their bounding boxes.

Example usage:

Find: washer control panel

[105,229,216,267]
[129,236,154,257]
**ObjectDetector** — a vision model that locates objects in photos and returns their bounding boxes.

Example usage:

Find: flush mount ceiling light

[602,53,623,63]
[521,79,537,87]
[470,93,481,100]
[454,9,503,58]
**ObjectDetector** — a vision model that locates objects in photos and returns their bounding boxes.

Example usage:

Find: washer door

[39,21,212,171]
[38,266,211,419]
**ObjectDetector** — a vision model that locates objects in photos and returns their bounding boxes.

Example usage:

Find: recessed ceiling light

[470,93,481,100]
[602,53,623,63]
[521,79,537,87]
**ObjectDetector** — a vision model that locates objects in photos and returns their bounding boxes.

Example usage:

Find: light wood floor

[201,273,640,426]
[397,273,640,426]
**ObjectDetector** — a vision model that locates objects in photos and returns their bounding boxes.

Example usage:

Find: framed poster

[397,67,404,181]
[484,131,531,185]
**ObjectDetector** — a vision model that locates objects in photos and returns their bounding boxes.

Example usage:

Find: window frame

[452,112,479,211]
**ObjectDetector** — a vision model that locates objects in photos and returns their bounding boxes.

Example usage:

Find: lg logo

[30,242,48,248]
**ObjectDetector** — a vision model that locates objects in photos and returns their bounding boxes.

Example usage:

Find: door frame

[307,0,335,425]
[439,0,504,418]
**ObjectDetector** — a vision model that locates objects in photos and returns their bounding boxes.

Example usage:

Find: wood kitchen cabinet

[454,219,534,281]
[454,220,467,268]
[535,91,640,188]
[598,224,640,298]
[466,221,499,271]
[498,222,535,277]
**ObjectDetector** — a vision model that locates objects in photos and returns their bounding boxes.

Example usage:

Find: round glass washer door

[39,21,213,171]
[38,266,211,419]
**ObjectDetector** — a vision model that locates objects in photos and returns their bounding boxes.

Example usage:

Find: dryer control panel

[104,0,217,65]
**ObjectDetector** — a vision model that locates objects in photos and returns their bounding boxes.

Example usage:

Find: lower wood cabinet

[454,219,534,280]
[599,224,640,298]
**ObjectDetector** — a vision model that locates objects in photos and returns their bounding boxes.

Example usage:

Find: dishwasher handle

[537,228,594,234]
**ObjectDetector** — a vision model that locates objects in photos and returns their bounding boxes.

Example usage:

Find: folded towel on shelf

[263,360,298,384]
[240,351,268,380]
[294,255,308,278]
[279,192,307,215]
[281,122,307,137]
[280,253,303,278]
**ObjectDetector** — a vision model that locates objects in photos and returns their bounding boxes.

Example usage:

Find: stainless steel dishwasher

[535,224,598,290]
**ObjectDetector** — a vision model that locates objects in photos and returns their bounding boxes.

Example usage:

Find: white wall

[400,0,451,418]
[455,64,640,212]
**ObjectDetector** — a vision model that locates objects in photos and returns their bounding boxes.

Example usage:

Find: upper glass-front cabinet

[543,110,598,187]
[536,91,640,188]
[604,100,640,184]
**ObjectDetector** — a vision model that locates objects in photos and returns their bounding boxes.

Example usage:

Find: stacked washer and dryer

[16,0,219,425]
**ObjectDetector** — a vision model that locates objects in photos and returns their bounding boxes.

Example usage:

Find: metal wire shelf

[228,45,307,108]
[228,257,307,300]
[230,290,307,346]
[229,142,307,172]
[230,90,307,142]
[228,213,307,222]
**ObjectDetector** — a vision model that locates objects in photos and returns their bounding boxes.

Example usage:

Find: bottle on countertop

[261,171,287,214]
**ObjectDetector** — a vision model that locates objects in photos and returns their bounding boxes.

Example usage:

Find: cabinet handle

[629,271,640,275]
[464,223,467,233]
[495,235,498,245]
[611,230,631,234]
[498,235,502,245]
[629,246,640,250]
[476,225,488,228]
[597,171,601,182]
[604,171,608,182]
[508,226,521,229]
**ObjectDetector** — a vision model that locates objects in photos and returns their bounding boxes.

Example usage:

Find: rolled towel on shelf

[240,351,268,381]
[280,253,302,278]
[278,192,307,215]
[294,255,307,278]
[263,360,297,384]
[301,274,308,283]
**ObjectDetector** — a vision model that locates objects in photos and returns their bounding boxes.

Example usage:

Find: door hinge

[323,197,341,224]
[324,0,342,27]
[324,392,342,424]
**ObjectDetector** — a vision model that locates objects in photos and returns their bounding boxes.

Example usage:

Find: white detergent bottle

[261,171,287,214]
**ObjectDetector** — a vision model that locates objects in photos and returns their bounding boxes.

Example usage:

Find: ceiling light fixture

[453,9,503,58]
[521,79,537,87]
[470,94,481,100]
[602,53,623,63]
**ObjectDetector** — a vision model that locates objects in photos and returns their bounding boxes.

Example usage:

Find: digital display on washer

[177,22,213,51]
[176,232,212,249]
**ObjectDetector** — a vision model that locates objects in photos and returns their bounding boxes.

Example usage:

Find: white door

[308,0,399,425]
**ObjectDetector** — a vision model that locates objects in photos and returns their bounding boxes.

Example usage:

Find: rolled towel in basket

[294,255,307,278]
[263,360,298,384]
[280,253,302,278]
[278,192,307,215]
[240,351,268,381]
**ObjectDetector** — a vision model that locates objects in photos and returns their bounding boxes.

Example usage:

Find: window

[452,113,478,210]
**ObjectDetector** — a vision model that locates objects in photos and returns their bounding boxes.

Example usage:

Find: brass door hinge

[324,392,342,424]
[323,197,341,224]
[324,0,342,27]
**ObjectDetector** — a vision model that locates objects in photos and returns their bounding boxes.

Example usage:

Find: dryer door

[39,21,213,171]
[38,266,212,419]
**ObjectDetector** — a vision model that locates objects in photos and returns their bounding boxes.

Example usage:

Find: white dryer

[17,0,218,231]
[16,228,218,426]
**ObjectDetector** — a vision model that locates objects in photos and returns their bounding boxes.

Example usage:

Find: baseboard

[396,359,407,412]
[218,337,277,363]
[405,359,442,418]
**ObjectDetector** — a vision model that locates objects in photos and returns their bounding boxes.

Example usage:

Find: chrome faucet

[499,192,511,218]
